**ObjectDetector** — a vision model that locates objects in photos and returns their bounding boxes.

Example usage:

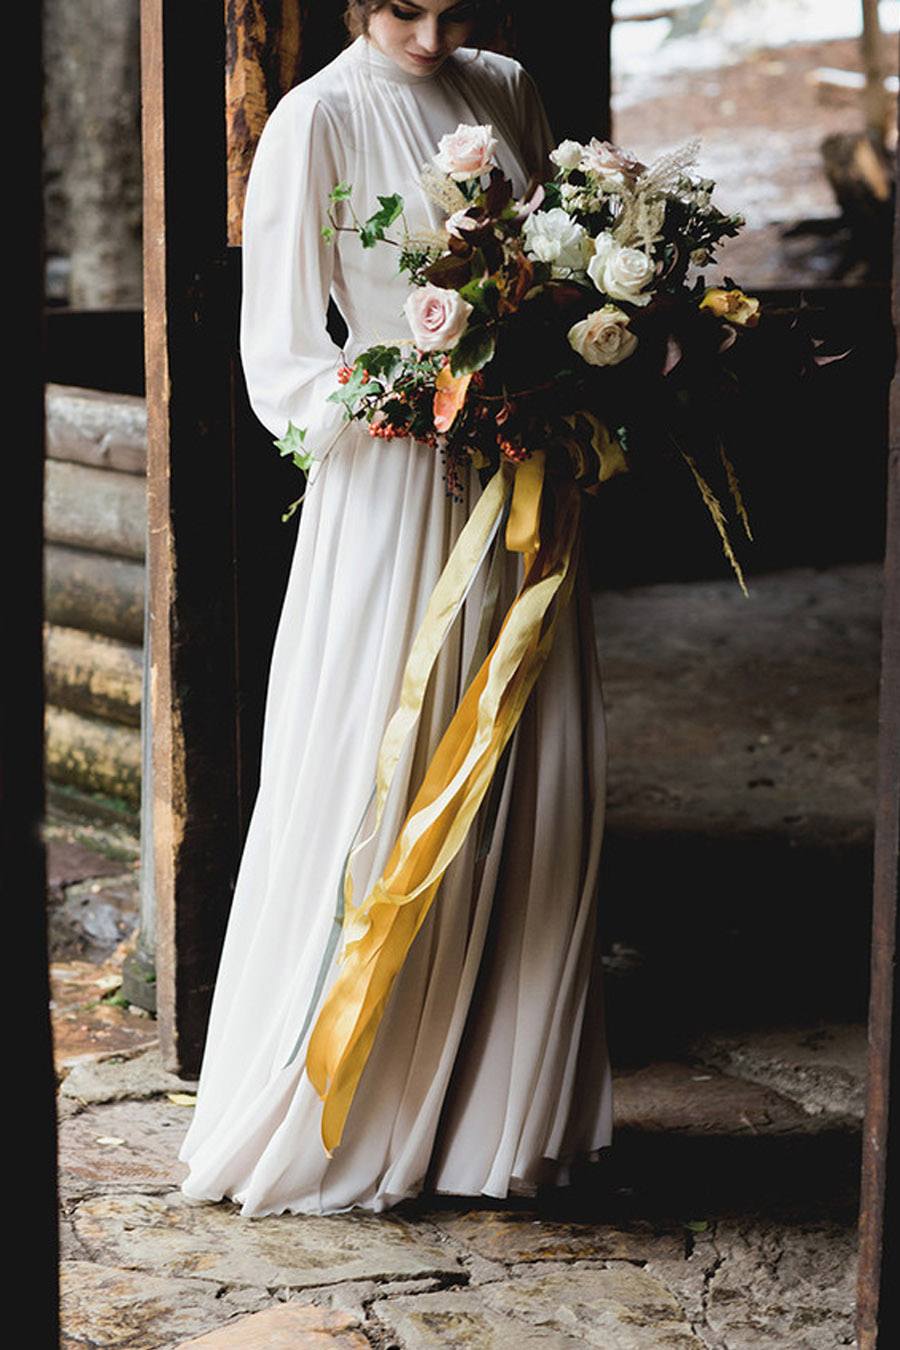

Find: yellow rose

[699,287,760,327]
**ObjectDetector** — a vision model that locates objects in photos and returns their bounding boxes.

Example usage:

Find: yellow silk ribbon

[303,451,582,1157]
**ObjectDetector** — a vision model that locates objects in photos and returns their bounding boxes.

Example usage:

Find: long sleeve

[513,64,558,187]
[239,89,350,452]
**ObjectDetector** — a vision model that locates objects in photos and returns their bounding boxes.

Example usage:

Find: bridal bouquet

[277,122,841,595]
[274,123,846,1156]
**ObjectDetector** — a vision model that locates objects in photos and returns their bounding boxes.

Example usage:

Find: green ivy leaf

[360,193,405,248]
[329,181,353,202]
[273,420,315,473]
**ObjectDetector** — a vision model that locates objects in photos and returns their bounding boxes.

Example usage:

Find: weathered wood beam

[225,0,303,246]
[142,0,242,1076]
[857,129,900,1350]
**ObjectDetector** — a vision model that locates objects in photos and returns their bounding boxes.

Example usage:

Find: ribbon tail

[280,467,511,1072]
[306,479,583,1155]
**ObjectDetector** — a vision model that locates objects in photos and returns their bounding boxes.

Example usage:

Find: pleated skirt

[177,421,613,1216]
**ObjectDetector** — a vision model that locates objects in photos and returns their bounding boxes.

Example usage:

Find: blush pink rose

[579,138,646,183]
[404,283,474,352]
[433,123,498,182]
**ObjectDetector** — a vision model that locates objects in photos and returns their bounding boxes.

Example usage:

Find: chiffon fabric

[177,31,613,1217]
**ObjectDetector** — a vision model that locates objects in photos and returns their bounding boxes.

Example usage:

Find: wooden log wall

[43,382,146,806]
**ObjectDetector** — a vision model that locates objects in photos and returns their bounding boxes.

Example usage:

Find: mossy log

[44,544,144,643]
[45,705,141,806]
[44,623,142,727]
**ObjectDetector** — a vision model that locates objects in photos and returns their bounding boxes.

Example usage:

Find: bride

[177,0,614,1218]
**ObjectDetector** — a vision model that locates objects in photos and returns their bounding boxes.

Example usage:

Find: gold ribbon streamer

[305,466,583,1156]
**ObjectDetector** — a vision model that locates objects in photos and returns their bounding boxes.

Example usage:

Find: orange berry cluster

[337,363,372,384]
[368,418,408,440]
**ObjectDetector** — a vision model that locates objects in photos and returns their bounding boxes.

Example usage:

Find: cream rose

[549,139,584,171]
[588,235,656,306]
[404,283,474,352]
[567,304,638,367]
[433,123,498,182]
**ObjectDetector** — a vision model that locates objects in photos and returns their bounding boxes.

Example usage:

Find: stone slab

[60,1260,270,1350]
[428,1206,682,1263]
[58,1097,193,1188]
[481,1265,705,1348]
[613,1060,812,1135]
[378,1265,705,1348]
[71,1190,465,1290]
[60,1044,198,1103]
[704,1217,858,1349]
[173,1300,370,1348]
[373,1286,582,1347]
[690,1022,868,1119]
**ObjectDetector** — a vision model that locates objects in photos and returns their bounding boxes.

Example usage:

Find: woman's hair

[342,1,513,55]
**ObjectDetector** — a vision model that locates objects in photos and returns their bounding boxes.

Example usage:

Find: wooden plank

[142,0,242,1077]
[857,131,900,1350]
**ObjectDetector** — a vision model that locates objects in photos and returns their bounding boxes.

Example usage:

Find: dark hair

[342,1,513,55]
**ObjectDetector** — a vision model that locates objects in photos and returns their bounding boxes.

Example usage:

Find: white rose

[522,207,593,276]
[588,237,656,305]
[404,283,473,352]
[567,304,638,367]
[433,123,498,182]
[550,139,584,171]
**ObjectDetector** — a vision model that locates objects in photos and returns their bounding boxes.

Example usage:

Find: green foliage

[450,326,496,375]
[458,276,500,319]
[360,193,405,248]
[274,420,316,474]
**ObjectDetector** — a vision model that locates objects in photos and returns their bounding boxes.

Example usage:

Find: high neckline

[348,32,447,85]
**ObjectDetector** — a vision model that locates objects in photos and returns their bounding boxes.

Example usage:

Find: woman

[177,0,613,1218]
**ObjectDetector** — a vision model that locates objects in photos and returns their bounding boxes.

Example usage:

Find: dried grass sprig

[718,439,753,542]
[679,448,750,597]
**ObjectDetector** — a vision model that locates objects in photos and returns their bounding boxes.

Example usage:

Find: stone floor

[50,560,882,1348]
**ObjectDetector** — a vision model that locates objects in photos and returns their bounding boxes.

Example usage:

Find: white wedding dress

[177,31,613,1217]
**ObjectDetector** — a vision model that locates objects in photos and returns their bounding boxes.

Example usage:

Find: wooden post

[857,138,900,1348]
[860,0,891,147]
[141,0,242,1076]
